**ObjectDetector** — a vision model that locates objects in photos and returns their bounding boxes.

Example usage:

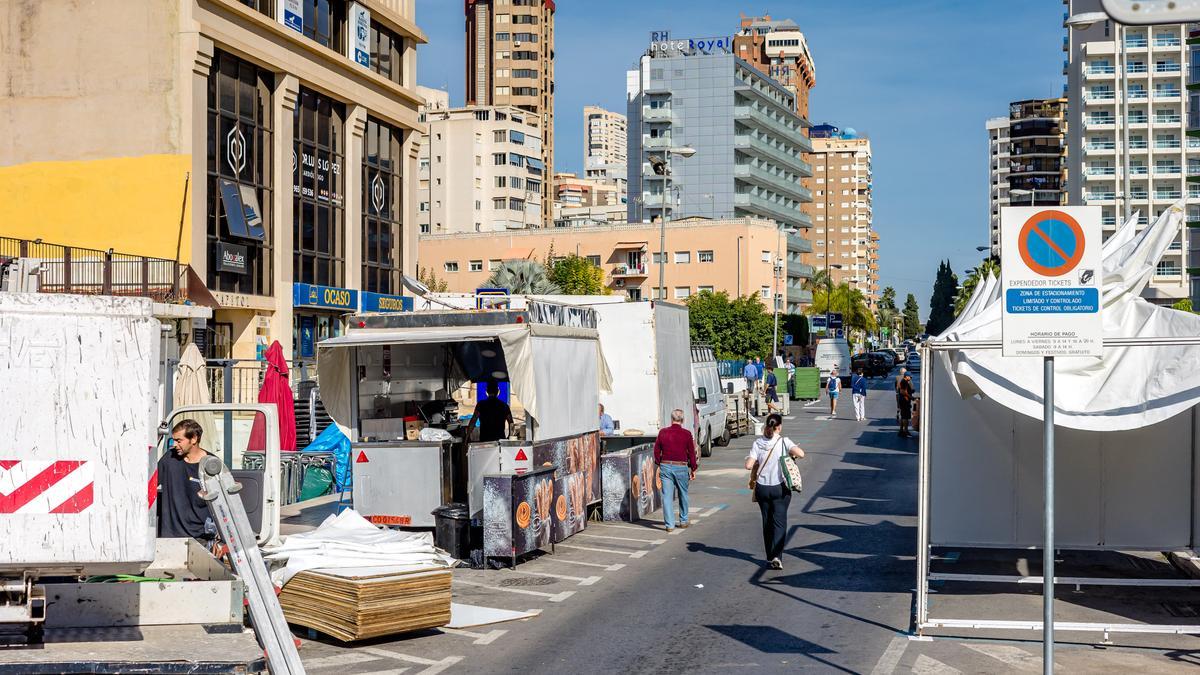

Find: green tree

[954,258,1000,315]
[485,260,560,294]
[417,265,449,293]
[925,260,958,336]
[903,293,922,339]
[686,290,776,360]
[1171,298,1194,312]
[805,281,877,335]
[879,286,897,313]
[546,254,610,295]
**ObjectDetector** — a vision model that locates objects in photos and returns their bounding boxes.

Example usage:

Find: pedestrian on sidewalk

[898,372,915,438]
[894,367,907,423]
[653,408,698,532]
[745,413,805,570]
[851,368,868,422]
[785,355,796,400]
[827,367,841,418]
[743,358,759,395]
[765,368,780,413]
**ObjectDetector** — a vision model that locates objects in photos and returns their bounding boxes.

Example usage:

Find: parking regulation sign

[1001,207,1103,357]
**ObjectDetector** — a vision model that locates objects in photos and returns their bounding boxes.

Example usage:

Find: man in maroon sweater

[654,409,699,532]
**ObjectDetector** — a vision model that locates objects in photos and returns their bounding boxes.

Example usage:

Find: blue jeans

[660,464,690,528]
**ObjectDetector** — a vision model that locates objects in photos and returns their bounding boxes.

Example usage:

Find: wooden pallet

[278,566,452,642]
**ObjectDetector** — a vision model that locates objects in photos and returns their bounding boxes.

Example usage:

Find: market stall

[916,204,1200,638]
[316,301,610,562]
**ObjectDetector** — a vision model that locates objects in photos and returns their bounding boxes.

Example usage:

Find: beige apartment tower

[805,129,879,306]
[583,105,627,201]
[465,0,556,227]
[733,14,817,120]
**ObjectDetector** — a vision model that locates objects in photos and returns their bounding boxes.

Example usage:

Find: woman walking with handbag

[745,413,805,570]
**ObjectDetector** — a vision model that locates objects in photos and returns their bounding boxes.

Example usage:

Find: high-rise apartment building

[987,98,1068,253]
[1186,26,1200,306]
[625,37,814,311]
[419,105,544,235]
[465,0,555,227]
[733,14,817,119]
[987,116,1012,253]
[1066,1,1190,305]
[805,125,879,306]
[583,105,628,202]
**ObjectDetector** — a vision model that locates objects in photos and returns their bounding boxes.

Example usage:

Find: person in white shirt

[744,413,805,570]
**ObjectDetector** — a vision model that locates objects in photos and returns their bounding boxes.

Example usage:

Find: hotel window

[586,255,601,266]
[469,260,483,272]
[206,50,274,296]
[293,87,346,287]
[369,21,405,86]
[760,286,770,299]
[361,117,404,294]
[445,261,459,272]
[495,176,507,188]
[698,250,714,263]
[302,0,347,50]
[492,197,507,209]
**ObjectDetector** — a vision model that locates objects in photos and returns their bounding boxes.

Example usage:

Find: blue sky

[415,0,1065,315]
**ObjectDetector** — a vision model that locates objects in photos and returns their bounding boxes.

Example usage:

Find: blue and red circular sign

[1018,210,1086,277]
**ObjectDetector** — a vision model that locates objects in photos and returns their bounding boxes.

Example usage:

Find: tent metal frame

[916,337,1200,639]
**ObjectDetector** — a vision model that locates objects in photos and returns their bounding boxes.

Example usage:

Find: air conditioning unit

[614,279,625,288]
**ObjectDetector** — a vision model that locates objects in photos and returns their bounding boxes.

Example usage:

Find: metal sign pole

[1043,355,1055,674]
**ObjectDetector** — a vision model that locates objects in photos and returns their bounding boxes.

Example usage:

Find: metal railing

[0,236,186,302]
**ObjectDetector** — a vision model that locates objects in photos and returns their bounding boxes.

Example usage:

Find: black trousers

[754,483,791,560]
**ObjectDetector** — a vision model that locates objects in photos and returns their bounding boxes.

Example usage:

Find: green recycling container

[792,367,820,400]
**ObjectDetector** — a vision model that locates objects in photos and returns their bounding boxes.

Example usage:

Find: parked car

[907,353,922,372]
[880,348,905,365]
[851,352,890,378]
[874,351,896,369]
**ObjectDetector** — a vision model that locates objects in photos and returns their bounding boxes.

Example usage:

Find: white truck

[587,301,698,451]
[0,292,282,668]
[690,345,730,455]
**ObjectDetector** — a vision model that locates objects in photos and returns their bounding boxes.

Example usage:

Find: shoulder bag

[749,437,782,503]
[780,439,803,493]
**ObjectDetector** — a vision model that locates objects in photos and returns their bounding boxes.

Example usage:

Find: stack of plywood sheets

[279,565,452,642]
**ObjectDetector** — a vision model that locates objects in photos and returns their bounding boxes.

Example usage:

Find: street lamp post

[652,146,696,300]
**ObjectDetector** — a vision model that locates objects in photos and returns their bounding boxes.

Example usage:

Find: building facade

[465,0,556,227]
[1187,25,1200,306]
[0,0,426,361]
[418,105,544,235]
[419,216,813,311]
[554,172,620,207]
[1066,3,1191,304]
[805,126,879,306]
[583,105,628,202]
[732,14,817,119]
[987,116,1012,253]
[625,38,814,308]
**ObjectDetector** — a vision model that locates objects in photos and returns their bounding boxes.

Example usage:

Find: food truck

[316,301,610,563]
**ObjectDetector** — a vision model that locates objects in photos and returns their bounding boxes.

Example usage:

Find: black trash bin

[431,503,472,560]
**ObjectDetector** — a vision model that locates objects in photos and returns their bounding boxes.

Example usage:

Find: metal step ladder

[200,456,306,675]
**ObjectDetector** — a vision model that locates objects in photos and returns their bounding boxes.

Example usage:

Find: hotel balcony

[734,164,812,203]
[733,134,812,178]
[611,263,648,279]
[733,192,808,230]
[642,106,677,124]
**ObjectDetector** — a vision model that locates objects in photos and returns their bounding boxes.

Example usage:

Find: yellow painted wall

[0,155,193,263]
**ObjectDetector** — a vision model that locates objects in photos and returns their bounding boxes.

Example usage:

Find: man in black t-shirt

[158,419,217,542]
[468,381,514,442]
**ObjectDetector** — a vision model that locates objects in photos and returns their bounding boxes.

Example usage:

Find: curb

[1167,550,1200,579]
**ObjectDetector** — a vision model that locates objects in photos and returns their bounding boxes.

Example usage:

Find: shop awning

[613,241,648,250]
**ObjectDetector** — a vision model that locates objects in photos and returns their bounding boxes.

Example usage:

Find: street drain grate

[499,577,557,587]
[1161,602,1200,618]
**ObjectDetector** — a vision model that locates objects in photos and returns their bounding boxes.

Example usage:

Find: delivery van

[690,345,729,457]
[815,338,852,386]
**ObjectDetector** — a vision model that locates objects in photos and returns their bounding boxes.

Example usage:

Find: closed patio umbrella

[249,341,297,452]
[172,343,216,447]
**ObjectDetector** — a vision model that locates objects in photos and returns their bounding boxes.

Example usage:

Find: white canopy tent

[916,202,1200,637]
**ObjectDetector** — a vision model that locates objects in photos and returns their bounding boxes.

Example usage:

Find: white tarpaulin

[934,202,1198,431]
[262,509,454,585]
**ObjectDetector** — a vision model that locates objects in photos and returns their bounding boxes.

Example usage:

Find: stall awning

[318,324,525,348]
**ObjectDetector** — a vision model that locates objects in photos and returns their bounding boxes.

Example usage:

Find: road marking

[352,669,410,675]
[590,522,664,532]
[509,569,602,585]
[438,627,507,645]
[700,504,728,518]
[541,557,626,571]
[304,652,383,669]
[961,644,1041,671]
[358,647,463,674]
[574,531,665,545]
[910,654,962,675]
[453,578,576,602]
[556,542,649,558]
[868,635,908,675]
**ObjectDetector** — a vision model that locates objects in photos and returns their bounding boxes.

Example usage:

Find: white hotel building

[1065,0,1191,304]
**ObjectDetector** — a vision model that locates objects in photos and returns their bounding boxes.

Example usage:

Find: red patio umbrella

[249,341,297,452]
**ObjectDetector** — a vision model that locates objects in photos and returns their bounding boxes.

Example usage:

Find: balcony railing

[0,237,187,302]
[1154,38,1182,47]
[1155,115,1183,123]
[1129,90,1149,100]
[1156,139,1183,148]
[1084,91,1116,101]
[1154,64,1183,73]
[1154,165,1182,174]
[611,264,648,278]
[1102,216,1117,226]
[1130,140,1149,149]
[1131,191,1150,199]
[1087,65,1116,74]
[1128,64,1149,73]
[1188,165,1200,176]
[1085,116,1116,125]
[1127,37,1149,48]
[1156,190,1183,199]
[1086,167,1117,176]
[1085,192,1116,201]
[1086,141,1117,150]
[1131,166,1150,175]
[1155,89,1182,98]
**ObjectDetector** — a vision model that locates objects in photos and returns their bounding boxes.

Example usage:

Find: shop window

[293,87,346,287]
[362,117,404,295]
[206,50,274,296]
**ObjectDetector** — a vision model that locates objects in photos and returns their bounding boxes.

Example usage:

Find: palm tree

[954,258,1000,315]
[485,260,561,295]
